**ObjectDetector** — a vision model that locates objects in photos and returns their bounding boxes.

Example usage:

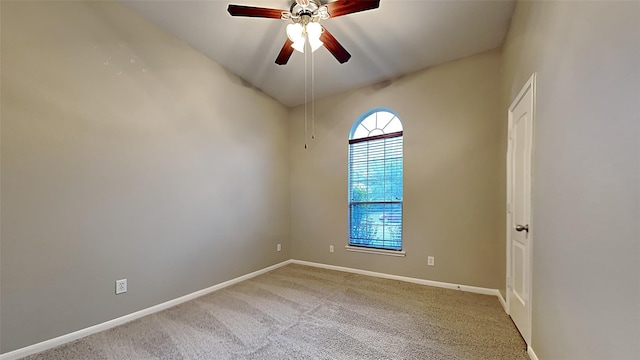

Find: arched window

[348,109,403,251]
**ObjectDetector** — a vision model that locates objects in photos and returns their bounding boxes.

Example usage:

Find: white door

[507,74,535,345]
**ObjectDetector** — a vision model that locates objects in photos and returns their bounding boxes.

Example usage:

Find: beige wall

[0,1,290,353]
[290,50,506,290]
[502,0,640,358]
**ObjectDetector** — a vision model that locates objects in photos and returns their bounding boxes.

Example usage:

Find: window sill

[345,246,406,257]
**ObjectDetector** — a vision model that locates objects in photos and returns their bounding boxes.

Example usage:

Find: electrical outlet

[277,243,281,252]
[329,245,334,253]
[115,279,127,294]
[427,256,435,266]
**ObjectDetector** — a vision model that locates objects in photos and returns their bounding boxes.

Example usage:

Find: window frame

[347,109,405,256]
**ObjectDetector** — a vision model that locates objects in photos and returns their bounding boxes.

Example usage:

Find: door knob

[515,224,529,232]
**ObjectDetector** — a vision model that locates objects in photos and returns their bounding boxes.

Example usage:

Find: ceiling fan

[227,0,380,65]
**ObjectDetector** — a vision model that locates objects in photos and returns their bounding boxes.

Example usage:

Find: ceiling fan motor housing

[290,0,324,20]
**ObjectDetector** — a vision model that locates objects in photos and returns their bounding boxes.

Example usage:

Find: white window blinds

[348,131,403,250]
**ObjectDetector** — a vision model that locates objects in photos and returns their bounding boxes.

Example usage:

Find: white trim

[291,259,500,297]
[345,245,406,257]
[528,73,536,350]
[506,72,536,346]
[497,290,507,312]
[0,260,292,360]
[527,345,540,360]
[506,92,513,316]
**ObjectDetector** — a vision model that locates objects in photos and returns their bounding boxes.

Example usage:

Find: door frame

[506,73,536,345]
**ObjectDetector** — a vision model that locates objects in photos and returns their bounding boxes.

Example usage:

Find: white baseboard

[497,290,507,311]
[0,260,292,360]
[290,259,502,298]
[528,345,539,360]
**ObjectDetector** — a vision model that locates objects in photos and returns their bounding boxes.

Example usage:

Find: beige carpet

[22,264,528,359]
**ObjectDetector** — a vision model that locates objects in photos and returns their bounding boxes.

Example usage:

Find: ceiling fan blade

[275,39,295,65]
[227,4,285,19]
[325,0,380,18]
[321,27,351,63]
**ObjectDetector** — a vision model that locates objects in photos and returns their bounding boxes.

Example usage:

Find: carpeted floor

[22,264,528,359]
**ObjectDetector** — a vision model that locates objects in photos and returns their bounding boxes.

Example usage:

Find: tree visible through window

[348,109,403,251]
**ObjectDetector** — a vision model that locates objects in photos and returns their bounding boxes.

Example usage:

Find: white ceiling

[120,0,516,107]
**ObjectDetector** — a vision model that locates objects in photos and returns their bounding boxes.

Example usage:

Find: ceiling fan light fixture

[305,22,323,52]
[291,39,306,53]
[306,22,321,38]
[308,37,323,52]
[286,23,305,43]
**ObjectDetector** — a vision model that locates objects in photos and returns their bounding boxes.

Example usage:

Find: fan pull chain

[304,41,308,150]
[311,46,316,140]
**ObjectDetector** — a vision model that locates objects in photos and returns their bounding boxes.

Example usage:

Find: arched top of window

[350,108,403,140]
